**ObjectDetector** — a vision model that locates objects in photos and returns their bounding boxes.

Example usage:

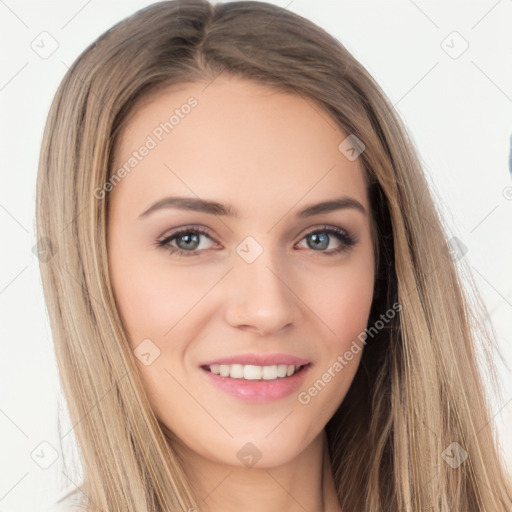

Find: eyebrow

[138,195,367,219]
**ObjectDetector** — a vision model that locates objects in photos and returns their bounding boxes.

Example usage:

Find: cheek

[303,256,375,351]
[109,249,211,345]
[293,262,373,430]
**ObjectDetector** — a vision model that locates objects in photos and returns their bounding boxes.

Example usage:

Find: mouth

[201,363,311,381]
[199,362,312,402]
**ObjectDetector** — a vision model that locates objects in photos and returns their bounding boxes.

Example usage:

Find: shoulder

[44,486,85,512]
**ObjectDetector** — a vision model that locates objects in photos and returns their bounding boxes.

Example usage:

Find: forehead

[111,76,369,217]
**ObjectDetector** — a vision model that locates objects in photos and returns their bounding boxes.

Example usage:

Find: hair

[36,1,512,510]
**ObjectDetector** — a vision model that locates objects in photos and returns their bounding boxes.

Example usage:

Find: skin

[107,75,375,512]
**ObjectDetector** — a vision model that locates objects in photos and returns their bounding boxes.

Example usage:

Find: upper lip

[200,353,311,367]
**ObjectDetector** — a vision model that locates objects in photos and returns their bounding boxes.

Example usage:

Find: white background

[0,1,511,510]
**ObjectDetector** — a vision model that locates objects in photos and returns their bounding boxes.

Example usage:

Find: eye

[156,224,357,257]
[295,225,356,255]
[156,226,217,257]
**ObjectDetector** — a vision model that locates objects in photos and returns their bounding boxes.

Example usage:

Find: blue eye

[297,226,356,255]
[156,227,216,257]
[156,224,356,257]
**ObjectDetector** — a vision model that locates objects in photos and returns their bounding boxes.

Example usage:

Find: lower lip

[199,364,312,403]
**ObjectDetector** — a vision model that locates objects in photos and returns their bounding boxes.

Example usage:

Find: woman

[37,1,512,510]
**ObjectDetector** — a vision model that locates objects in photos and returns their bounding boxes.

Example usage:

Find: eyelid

[156,224,219,248]
[295,223,350,239]
[157,224,217,241]
[157,223,352,241]
[156,223,357,257]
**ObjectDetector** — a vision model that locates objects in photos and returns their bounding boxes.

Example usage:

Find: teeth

[244,365,261,380]
[208,363,302,380]
[276,365,288,378]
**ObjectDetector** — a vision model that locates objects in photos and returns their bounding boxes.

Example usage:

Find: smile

[205,363,308,380]
[199,363,312,402]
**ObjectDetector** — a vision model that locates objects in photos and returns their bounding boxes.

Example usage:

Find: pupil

[177,233,199,250]
[309,232,328,250]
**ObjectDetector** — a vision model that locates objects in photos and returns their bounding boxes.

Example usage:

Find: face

[107,76,375,469]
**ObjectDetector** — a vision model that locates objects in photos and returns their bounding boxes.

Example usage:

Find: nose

[224,249,301,336]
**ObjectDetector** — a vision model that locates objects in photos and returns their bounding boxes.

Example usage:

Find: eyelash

[155,224,357,257]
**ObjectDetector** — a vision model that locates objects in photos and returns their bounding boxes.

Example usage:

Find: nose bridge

[224,237,299,333]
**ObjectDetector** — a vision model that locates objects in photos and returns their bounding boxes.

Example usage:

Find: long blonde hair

[36,1,512,510]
